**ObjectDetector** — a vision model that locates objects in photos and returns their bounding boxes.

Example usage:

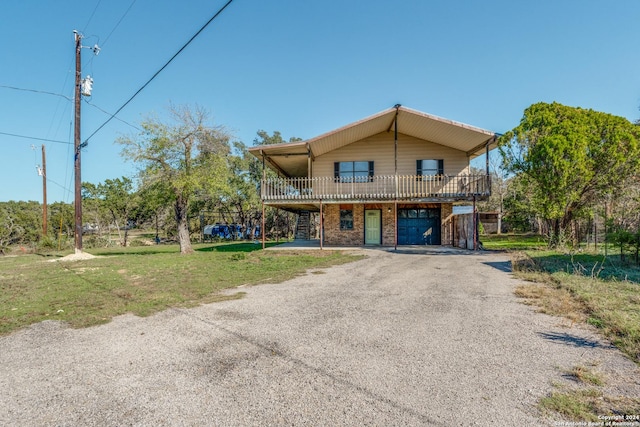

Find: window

[340,208,354,230]
[417,159,444,176]
[334,161,374,183]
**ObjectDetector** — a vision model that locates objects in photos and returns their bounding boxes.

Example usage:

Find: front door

[365,209,381,245]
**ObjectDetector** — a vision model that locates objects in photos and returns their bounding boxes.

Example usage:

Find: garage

[397,208,441,245]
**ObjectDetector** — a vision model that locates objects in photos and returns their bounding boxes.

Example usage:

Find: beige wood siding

[312,131,469,178]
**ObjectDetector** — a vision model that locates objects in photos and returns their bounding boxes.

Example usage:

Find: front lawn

[0,242,362,335]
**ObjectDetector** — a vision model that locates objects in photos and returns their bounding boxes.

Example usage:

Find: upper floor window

[417,159,443,176]
[334,161,374,183]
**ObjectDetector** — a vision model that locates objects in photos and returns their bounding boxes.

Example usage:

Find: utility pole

[41,144,47,237]
[71,30,98,252]
[74,30,83,253]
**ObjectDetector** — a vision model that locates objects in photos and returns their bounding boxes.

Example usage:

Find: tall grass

[512,250,640,364]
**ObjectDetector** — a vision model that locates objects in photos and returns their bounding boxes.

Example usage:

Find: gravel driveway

[1,248,638,426]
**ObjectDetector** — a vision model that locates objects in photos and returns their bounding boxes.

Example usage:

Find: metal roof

[249,106,497,177]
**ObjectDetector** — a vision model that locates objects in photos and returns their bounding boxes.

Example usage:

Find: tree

[499,102,640,246]
[83,177,137,246]
[49,202,74,248]
[251,131,302,239]
[254,130,302,146]
[0,201,42,251]
[215,141,262,237]
[135,181,173,243]
[117,105,232,254]
[0,204,23,254]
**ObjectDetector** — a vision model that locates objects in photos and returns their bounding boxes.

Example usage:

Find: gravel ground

[1,248,638,426]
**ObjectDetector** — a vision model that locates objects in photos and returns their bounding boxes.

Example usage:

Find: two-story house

[249,105,497,249]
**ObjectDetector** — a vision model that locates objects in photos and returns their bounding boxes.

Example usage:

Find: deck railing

[262,175,490,201]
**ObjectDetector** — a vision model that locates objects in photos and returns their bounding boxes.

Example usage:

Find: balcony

[262,175,490,202]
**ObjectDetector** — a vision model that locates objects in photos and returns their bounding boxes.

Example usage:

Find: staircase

[295,211,311,240]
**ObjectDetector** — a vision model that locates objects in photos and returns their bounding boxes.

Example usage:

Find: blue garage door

[397,208,441,245]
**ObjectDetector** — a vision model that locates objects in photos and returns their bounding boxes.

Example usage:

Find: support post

[319,199,323,250]
[394,200,398,251]
[473,195,477,250]
[261,202,265,250]
[393,105,399,250]
[394,104,399,198]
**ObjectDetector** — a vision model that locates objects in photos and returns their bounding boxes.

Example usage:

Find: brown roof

[249,106,497,177]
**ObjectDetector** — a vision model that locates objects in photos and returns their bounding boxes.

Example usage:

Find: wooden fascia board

[260,150,289,177]
[465,135,497,157]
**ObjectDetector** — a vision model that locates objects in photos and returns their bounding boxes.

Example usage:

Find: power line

[46,176,74,197]
[83,0,235,145]
[82,0,102,33]
[84,0,138,70]
[83,99,142,131]
[0,131,72,145]
[102,0,137,47]
[0,85,72,101]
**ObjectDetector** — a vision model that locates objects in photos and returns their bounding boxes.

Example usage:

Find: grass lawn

[480,233,548,251]
[0,242,363,336]
[513,250,640,364]
[487,234,640,420]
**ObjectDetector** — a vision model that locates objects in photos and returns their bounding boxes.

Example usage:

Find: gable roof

[249,105,497,177]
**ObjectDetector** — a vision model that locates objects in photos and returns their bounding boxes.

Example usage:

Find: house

[249,105,497,249]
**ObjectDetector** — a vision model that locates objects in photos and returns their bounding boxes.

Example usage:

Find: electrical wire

[102,0,137,47]
[0,85,72,101]
[83,99,142,131]
[82,0,102,33]
[63,119,74,203]
[45,176,74,196]
[83,0,235,145]
[0,131,72,145]
[84,0,138,69]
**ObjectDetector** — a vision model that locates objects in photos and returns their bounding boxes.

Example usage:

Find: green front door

[365,209,381,245]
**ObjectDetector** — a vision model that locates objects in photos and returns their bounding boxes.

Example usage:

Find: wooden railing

[262,175,490,201]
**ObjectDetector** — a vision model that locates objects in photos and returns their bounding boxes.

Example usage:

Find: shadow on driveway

[537,332,613,349]
[483,261,512,273]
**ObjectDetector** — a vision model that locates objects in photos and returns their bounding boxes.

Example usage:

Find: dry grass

[509,249,640,421]
[540,386,640,422]
[513,283,586,324]
[511,251,640,364]
[567,364,605,387]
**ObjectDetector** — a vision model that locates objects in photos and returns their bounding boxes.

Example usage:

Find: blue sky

[1,0,639,203]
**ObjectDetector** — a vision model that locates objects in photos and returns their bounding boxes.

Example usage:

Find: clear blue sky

[1,0,639,203]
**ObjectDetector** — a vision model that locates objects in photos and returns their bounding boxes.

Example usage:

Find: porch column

[319,199,323,250]
[307,143,312,179]
[394,104,399,198]
[394,200,398,250]
[261,201,266,250]
[473,195,477,250]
